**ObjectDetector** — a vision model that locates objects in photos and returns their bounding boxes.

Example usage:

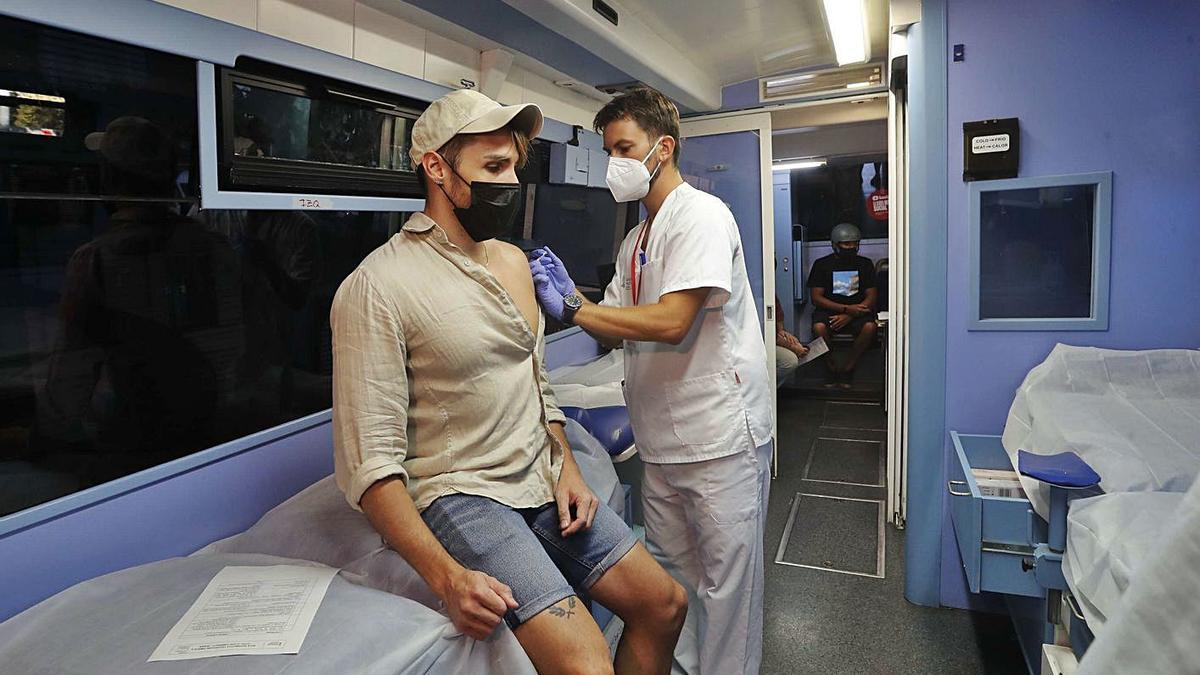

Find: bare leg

[588,543,688,675]
[844,320,877,374]
[812,322,838,384]
[513,595,614,675]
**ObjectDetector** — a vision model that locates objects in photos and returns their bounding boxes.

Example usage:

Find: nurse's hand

[528,246,576,295]
[531,262,566,321]
[555,462,599,536]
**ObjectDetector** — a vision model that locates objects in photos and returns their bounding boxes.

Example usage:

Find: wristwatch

[562,292,583,325]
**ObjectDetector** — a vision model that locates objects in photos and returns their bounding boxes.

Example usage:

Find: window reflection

[789,158,888,241]
[0,14,415,516]
[978,185,1096,320]
[231,82,413,172]
[1,198,398,516]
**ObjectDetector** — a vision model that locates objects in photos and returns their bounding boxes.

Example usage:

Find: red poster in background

[868,189,889,221]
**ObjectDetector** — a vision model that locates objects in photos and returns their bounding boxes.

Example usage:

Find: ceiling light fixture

[764,73,817,88]
[822,0,869,66]
[845,81,872,89]
[772,159,827,172]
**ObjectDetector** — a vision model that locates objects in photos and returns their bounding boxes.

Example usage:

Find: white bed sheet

[1063,491,1183,632]
[1079,477,1200,674]
[0,553,536,675]
[1002,344,1200,518]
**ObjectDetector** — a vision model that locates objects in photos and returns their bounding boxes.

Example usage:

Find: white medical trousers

[642,442,772,675]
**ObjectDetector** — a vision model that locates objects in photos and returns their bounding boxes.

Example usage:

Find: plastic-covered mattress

[0,419,623,674]
[1079,478,1200,674]
[1062,491,1182,631]
[0,553,536,675]
[199,418,625,601]
[1002,345,1200,518]
[549,349,626,409]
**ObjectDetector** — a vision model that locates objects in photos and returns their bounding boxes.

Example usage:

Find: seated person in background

[331,90,685,675]
[807,223,877,389]
[775,294,808,387]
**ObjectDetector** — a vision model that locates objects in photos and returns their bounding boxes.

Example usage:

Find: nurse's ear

[657,136,677,167]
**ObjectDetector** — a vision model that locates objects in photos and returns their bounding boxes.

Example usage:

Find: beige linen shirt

[331,212,565,512]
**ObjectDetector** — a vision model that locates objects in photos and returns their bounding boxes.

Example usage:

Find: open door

[677,112,777,472]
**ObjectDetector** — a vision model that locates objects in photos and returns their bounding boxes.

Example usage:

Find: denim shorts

[422,493,638,628]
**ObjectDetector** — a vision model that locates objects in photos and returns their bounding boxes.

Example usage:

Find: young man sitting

[807,223,878,389]
[330,90,686,675]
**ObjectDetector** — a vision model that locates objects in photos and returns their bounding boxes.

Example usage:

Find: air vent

[595,81,647,96]
[592,0,618,26]
[760,62,885,103]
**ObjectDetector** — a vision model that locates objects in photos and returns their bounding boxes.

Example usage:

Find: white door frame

[886,35,910,527]
[679,112,777,473]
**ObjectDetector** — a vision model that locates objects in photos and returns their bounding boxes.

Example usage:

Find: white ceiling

[625,0,890,85]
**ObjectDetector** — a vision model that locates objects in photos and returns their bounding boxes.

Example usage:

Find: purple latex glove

[527,246,576,296]
[530,259,565,321]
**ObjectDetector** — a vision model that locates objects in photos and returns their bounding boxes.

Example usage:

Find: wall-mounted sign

[963,118,1019,181]
[971,134,1010,154]
[868,189,889,221]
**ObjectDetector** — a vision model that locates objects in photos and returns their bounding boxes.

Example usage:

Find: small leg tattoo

[547,597,578,619]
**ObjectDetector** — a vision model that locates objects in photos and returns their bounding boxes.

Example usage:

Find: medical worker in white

[529,86,772,675]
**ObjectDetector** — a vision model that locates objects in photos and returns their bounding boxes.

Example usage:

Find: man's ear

[422,152,446,185]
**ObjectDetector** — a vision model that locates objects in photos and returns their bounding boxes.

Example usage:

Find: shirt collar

[402,212,438,233]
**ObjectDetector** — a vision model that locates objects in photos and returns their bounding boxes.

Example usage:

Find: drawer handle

[948,480,971,497]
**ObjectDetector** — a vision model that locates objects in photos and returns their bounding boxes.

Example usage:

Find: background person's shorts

[813,310,877,335]
[422,493,638,628]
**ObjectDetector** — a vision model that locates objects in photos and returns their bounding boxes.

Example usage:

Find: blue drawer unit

[948,432,1048,598]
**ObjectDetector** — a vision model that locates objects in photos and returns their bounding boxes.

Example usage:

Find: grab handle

[948,480,971,497]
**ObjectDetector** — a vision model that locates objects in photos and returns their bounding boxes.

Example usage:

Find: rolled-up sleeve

[331,269,409,511]
[535,323,566,426]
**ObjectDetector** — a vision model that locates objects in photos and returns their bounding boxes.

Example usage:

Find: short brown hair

[593,87,681,164]
[417,124,532,195]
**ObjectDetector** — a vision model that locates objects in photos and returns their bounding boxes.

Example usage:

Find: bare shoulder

[489,241,534,278]
[487,240,536,294]
[489,240,528,266]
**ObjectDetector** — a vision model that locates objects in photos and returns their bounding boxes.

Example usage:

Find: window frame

[967,171,1113,331]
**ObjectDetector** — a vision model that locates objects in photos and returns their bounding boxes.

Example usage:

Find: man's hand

[777,328,808,356]
[530,260,566,321]
[442,568,519,640]
[555,461,599,536]
[846,303,871,317]
[528,247,576,296]
[830,314,853,331]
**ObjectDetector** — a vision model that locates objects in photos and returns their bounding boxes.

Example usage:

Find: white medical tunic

[602,182,772,464]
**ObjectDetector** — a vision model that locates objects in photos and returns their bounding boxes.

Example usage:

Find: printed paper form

[148,565,337,662]
[796,337,830,366]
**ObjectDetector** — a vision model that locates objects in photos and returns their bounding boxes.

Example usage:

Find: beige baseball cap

[408,89,543,169]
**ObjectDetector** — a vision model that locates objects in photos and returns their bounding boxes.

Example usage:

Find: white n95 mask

[605,137,665,203]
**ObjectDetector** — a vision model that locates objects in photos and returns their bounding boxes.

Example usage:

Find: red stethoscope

[630,224,651,305]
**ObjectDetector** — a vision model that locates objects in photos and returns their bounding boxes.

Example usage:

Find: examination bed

[0,418,630,674]
[949,345,1200,672]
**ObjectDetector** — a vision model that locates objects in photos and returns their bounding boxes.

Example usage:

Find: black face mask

[836,246,860,260]
[439,161,522,242]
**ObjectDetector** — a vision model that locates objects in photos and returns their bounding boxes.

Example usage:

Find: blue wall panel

[0,421,333,620]
[901,0,950,608]
[937,0,1200,608]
